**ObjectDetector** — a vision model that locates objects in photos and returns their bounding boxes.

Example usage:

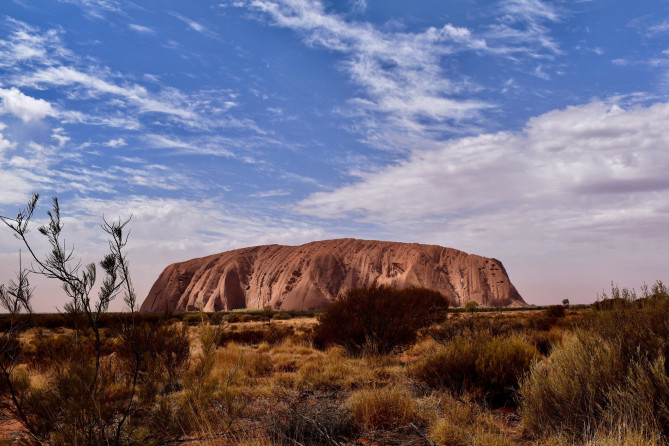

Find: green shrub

[464,301,479,312]
[313,285,448,355]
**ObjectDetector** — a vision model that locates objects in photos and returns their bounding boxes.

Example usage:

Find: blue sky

[1,0,668,311]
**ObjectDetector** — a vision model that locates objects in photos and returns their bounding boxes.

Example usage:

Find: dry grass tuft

[347,385,420,429]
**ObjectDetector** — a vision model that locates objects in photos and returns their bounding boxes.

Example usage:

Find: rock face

[139,239,525,312]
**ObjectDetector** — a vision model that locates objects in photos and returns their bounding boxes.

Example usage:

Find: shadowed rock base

[139,238,526,312]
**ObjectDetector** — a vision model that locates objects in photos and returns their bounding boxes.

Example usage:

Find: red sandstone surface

[139,238,525,312]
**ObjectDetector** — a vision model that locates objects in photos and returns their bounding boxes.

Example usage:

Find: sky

[0,0,668,311]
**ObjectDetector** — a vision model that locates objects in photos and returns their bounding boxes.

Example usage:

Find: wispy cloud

[169,12,216,37]
[486,0,562,56]
[57,0,122,19]
[250,189,290,197]
[0,18,71,67]
[16,66,198,121]
[237,0,494,150]
[103,137,126,147]
[129,23,155,34]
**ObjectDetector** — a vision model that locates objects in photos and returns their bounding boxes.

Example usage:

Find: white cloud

[104,138,126,147]
[0,87,56,122]
[129,24,155,34]
[169,12,214,36]
[299,99,669,241]
[0,19,70,68]
[16,66,196,120]
[57,0,121,19]
[351,0,366,14]
[250,189,291,197]
[485,0,562,57]
[0,123,15,153]
[296,99,669,305]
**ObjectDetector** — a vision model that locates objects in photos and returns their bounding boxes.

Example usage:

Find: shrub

[219,325,294,346]
[464,301,479,312]
[529,330,561,356]
[294,347,370,391]
[410,335,478,391]
[313,285,448,355]
[520,333,625,438]
[411,334,538,405]
[475,335,538,404]
[545,305,566,319]
[429,395,512,446]
[347,386,419,429]
[520,282,669,440]
[265,390,357,445]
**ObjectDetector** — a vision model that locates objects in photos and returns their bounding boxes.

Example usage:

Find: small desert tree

[313,285,448,355]
[0,194,193,444]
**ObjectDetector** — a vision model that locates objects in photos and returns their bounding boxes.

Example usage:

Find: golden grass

[429,395,513,446]
[347,385,420,429]
[4,306,660,445]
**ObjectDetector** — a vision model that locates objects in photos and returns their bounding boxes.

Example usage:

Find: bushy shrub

[520,281,669,440]
[410,333,538,405]
[464,301,479,312]
[313,285,448,355]
[347,386,419,429]
[519,333,624,437]
[545,305,566,318]
[219,324,294,346]
[429,395,513,446]
[265,390,357,445]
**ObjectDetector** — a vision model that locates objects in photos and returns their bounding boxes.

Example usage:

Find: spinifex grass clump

[520,281,669,441]
[410,331,538,406]
[313,285,448,355]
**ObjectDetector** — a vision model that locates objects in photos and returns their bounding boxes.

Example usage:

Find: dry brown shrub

[347,385,420,429]
[294,346,372,391]
[410,333,537,405]
[314,285,448,355]
[429,395,511,446]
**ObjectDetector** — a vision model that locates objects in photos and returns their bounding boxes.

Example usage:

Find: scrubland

[2,282,669,445]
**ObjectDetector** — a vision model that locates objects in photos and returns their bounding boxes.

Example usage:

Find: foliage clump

[520,281,669,441]
[410,332,538,405]
[313,285,448,355]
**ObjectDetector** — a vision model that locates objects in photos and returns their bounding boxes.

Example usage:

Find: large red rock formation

[139,239,525,312]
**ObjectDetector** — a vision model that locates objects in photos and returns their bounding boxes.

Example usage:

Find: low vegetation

[313,284,448,355]
[1,195,667,445]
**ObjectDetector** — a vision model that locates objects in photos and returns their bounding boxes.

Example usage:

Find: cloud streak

[239,0,493,149]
